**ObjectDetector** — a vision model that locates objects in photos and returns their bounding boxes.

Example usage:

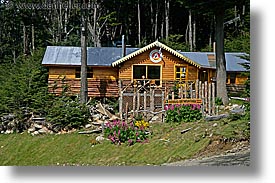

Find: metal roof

[42,46,139,66]
[180,52,249,72]
[42,44,249,72]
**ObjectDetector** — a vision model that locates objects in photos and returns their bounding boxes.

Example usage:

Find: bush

[165,104,202,123]
[215,97,223,106]
[46,96,89,131]
[104,120,150,146]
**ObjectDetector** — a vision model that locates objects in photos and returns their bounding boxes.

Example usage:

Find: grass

[0,118,249,166]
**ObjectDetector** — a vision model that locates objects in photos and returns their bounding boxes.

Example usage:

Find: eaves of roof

[111,41,201,68]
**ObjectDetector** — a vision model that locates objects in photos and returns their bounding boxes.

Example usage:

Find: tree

[185,0,248,105]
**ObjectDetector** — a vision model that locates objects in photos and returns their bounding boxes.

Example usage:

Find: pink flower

[170,105,175,110]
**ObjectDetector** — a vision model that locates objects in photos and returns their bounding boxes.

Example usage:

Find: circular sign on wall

[149,49,163,63]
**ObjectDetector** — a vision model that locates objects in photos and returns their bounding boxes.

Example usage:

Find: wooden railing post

[208,82,212,115]
[204,81,208,113]
[150,87,155,112]
[212,82,216,115]
[118,80,123,120]
[143,91,147,117]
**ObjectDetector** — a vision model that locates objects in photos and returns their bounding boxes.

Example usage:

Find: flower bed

[165,104,202,123]
[104,120,150,146]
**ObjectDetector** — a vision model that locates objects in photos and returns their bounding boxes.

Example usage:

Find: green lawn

[0,118,249,166]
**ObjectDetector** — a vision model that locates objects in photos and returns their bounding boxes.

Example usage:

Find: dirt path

[162,145,250,166]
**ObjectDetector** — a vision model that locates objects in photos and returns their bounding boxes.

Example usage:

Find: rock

[92,122,102,126]
[232,104,239,109]
[205,114,229,121]
[149,115,160,123]
[85,124,92,129]
[1,114,15,122]
[4,130,13,134]
[38,127,48,134]
[31,131,40,136]
[96,135,105,142]
[230,108,245,114]
[34,124,43,129]
[92,114,101,121]
[213,123,218,127]
[27,127,36,133]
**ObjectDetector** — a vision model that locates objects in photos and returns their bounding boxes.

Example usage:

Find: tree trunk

[137,0,141,45]
[193,19,196,51]
[150,1,154,41]
[23,24,28,54]
[93,3,97,47]
[80,11,88,103]
[215,5,229,105]
[154,2,158,40]
[188,10,193,51]
[31,24,35,51]
[165,0,169,41]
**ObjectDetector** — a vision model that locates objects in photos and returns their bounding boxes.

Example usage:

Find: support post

[205,81,208,113]
[118,80,123,120]
[212,82,216,115]
[144,91,147,117]
[150,87,155,112]
[208,82,212,115]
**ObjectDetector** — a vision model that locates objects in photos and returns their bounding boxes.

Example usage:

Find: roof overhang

[111,41,201,68]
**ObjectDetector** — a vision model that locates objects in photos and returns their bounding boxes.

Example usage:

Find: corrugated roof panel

[180,52,210,67]
[179,52,249,72]
[42,45,249,72]
[42,46,81,66]
[225,53,249,72]
[42,46,139,66]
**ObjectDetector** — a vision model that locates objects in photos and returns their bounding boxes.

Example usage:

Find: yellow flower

[135,120,149,129]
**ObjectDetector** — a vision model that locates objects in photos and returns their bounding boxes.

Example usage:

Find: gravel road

[162,146,250,166]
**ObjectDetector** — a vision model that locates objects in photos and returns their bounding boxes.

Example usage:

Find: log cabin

[41,41,249,98]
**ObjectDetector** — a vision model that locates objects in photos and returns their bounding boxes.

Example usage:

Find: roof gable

[111,41,201,68]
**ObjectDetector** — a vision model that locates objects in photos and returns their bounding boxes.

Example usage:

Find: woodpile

[0,113,55,135]
[0,102,119,136]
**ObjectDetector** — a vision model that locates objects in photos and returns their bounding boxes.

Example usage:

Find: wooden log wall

[48,78,119,97]
[118,49,199,82]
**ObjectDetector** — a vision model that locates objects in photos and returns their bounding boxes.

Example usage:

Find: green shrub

[165,104,202,123]
[46,96,89,131]
[215,97,223,106]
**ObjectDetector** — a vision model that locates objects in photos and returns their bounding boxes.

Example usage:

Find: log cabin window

[133,65,161,86]
[175,66,187,81]
[75,67,93,78]
[227,73,236,84]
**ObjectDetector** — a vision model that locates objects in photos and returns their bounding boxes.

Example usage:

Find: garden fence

[118,79,217,121]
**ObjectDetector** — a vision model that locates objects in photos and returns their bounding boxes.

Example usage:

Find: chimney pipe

[122,35,126,57]
[213,41,216,53]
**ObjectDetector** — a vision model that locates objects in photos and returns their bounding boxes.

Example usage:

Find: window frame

[174,64,188,81]
[132,64,162,86]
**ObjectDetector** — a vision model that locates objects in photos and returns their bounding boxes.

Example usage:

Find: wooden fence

[118,79,216,120]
